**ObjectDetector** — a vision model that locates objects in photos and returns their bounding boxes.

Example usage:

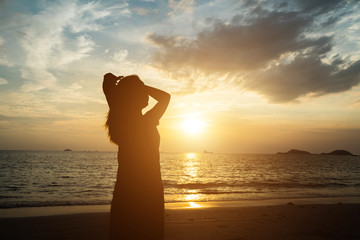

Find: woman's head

[105,74,148,144]
[117,75,148,109]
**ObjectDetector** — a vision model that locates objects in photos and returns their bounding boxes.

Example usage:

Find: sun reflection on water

[184,192,200,201]
[188,202,202,208]
[184,153,199,179]
[180,153,206,203]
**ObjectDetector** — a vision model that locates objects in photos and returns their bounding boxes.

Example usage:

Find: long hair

[105,75,147,145]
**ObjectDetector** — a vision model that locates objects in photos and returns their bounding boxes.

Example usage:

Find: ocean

[1,150,360,208]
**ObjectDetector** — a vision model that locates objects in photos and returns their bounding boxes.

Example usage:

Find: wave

[0,200,111,209]
[163,181,352,190]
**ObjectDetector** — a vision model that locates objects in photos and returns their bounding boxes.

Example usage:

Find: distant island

[277,149,356,156]
[321,150,354,156]
[277,149,311,155]
[63,149,72,151]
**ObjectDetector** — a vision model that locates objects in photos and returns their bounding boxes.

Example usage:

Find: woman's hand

[145,85,171,103]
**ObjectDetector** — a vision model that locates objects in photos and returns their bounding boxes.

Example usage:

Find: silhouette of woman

[103,73,170,240]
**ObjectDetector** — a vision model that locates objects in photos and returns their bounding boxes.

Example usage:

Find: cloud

[0,36,13,67]
[10,1,110,92]
[149,10,319,71]
[353,99,360,107]
[20,69,57,92]
[134,7,150,15]
[148,0,360,102]
[295,0,345,15]
[0,0,122,121]
[105,49,135,74]
[0,114,65,125]
[0,77,8,85]
[168,0,194,16]
[247,57,360,102]
[107,3,131,17]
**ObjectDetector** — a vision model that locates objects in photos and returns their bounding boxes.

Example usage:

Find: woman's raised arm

[144,85,171,122]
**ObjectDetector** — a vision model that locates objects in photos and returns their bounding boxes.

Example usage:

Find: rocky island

[321,150,355,156]
[277,149,357,156]
[277,149,311,155]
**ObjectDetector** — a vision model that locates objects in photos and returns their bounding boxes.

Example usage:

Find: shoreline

[1,196,360,218]
[1,199,360,239]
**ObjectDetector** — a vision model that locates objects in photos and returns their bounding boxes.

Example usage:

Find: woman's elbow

[165,92,171,102]
[161,92,170,105]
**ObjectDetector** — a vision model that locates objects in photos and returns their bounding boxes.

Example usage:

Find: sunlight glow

[185,194,201,201]
[186,152,196,160]
[188,202,202,208]
[181,116,206,135]
[183,153,199,180]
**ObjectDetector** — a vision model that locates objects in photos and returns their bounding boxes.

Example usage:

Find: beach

[1,198,360,240]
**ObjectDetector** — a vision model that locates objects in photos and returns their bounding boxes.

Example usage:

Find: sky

[0,0,360,154]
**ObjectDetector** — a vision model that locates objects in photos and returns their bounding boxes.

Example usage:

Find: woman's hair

[105,75,148,144]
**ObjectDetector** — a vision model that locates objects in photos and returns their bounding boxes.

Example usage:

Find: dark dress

[103,79,164,240]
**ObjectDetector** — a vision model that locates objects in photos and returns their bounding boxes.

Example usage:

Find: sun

[181,116,206,135]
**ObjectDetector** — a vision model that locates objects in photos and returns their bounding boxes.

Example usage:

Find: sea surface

[1,150,360,208]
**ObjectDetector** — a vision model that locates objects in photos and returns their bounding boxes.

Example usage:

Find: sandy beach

[1,198,360,240]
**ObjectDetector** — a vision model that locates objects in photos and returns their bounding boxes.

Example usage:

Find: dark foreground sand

[1,202,360,240]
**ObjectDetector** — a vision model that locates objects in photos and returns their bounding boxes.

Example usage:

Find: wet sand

[1,200,360,240]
